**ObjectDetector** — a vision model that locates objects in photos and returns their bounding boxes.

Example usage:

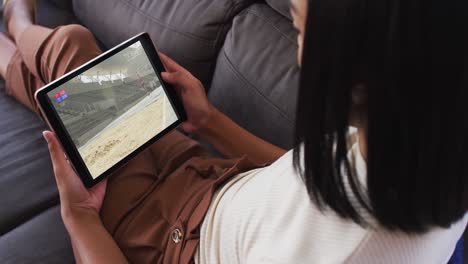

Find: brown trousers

[6,24,259,263]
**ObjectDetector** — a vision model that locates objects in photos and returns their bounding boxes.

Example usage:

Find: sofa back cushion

[48,0,73,11]
[37,0,78,28]
[208,4,300,149]
[72,0,254,87]
[265,0,292,20]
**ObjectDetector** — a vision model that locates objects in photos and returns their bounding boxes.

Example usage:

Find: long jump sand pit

[78,94,175,178]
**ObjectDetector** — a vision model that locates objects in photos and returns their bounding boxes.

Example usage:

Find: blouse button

[171,228,183,244]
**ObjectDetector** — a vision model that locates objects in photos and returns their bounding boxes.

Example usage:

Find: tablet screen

[46,41,178,179]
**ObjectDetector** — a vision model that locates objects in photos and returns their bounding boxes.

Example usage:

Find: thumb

[43,131,74,189]
[43,131,66,165]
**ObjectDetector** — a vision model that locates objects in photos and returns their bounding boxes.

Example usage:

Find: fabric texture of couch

[209,3,299,148]
[0,1,78,262]
[72,0,253,88]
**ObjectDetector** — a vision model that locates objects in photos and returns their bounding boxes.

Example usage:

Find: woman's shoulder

[219,148,467,263]
[212,149,371,262]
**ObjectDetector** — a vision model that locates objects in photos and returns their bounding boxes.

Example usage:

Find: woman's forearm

[71,237,83,264]
[65,210,128,264]
[196,108,286,164]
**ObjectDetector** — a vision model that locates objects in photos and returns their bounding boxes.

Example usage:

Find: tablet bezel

[35,32,187,188]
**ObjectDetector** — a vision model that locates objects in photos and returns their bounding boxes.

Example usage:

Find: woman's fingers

[43,131,68,188]
[161,71,191,93]
[43,131,82,193]
[159,52,186,73]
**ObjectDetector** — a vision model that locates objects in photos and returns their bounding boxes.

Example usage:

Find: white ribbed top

[195,137,467,263]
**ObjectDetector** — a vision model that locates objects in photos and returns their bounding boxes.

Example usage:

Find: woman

[1,0,466,262]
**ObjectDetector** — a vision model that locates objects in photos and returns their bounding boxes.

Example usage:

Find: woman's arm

[159,53,286,164]
[195,107,286,164]
[66,211,127,264]
[43,131,127,264]
[71,238,82,264]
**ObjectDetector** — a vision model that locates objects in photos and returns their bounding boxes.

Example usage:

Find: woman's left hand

[159,53,215,136]
[43,131,107,226]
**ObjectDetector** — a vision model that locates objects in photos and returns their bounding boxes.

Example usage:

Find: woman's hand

[159,53,215,135]
[158,53,285,163]
[43,131,107,227]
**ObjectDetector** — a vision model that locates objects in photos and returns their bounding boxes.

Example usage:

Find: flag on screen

[54,90,69,103]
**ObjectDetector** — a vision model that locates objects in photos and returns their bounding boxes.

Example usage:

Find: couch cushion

[265,0,293,20]
[0,82,60,235]
[72,0,255,88]
[208,4,300,149]
[0,0,79,235]
[0,0,78,32]
[36,0,78,28]
[43,0,74,14]
[0,3,76,261]
[0,206,73,264]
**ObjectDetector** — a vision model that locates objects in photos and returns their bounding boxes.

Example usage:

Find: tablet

[35,33,186,188]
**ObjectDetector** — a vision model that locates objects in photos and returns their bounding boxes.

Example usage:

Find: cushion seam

[265,1,293,21]
[0,199,60,237]
[119,0,216,45]
[213,1,255,48]
[219,50,294,124]
[209,1,248,88]
[235,7,298,45]
[209,1,256,88]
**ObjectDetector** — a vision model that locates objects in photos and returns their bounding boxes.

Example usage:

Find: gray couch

[0,0,299,262]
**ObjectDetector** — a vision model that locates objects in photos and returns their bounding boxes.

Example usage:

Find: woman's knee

[44,24,101,81]
[55,24,96,46]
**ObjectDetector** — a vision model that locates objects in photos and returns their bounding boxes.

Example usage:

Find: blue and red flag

[54,89,69,103]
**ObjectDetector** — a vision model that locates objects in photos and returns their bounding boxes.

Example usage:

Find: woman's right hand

[159,53,215,135]
[42,131,107,228]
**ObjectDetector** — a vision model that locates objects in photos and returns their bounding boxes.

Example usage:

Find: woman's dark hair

[294,0,468,233]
